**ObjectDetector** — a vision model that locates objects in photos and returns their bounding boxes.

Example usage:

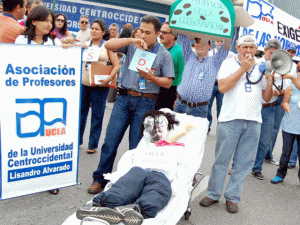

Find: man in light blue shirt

[174,30,236,118]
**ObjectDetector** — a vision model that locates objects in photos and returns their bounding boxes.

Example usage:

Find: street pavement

[0,101,299,225]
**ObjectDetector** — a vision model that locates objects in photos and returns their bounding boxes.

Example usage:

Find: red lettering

[138,59,146,66]
[87,52,93,60]
[46,129,51,136]
[52,128,57,135]
[61,127,66,135]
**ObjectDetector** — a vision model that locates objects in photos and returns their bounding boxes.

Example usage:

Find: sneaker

[271,176,284,184]
[265,159,279,166]
[116,207,144,225]
[251,171,264,180]
[76,204,124,224]
[288,163,296,169]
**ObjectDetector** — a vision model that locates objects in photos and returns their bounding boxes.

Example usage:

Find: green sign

[169,0,235,38]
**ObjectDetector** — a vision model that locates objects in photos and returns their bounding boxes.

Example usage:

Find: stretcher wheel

[184,211,191,220]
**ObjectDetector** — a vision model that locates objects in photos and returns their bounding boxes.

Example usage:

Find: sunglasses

[56,19,65,23]
[81,21,89,24]
[160,31,172,35]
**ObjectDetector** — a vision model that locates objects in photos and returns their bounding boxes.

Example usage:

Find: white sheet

[62,109,208,225]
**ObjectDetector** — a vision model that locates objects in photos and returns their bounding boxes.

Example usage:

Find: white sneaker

[265,159,279,166]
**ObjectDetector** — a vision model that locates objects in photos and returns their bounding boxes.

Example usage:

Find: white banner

[0,44,82,200]
[240,0,300,61]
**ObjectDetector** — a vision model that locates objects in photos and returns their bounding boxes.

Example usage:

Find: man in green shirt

[156,21,185,110]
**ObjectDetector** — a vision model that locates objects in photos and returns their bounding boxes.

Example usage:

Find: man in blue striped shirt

[174,33,235,118]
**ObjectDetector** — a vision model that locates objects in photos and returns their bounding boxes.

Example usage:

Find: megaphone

[266,49,293,75]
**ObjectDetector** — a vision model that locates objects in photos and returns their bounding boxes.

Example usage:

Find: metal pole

[52,0,57,11]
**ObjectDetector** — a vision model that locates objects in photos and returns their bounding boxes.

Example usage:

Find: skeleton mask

[143,115,169,143]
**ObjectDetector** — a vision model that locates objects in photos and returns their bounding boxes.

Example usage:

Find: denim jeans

[93,95,156,185]
[207,83,224,129]
[289,140,298,166]
[174,98,208,118]
[266,96,284,160]
[207,119,261,203]
[252,105,276,172]
[80,85,109,149]
[93,167,172,219]
[276,131,300,179]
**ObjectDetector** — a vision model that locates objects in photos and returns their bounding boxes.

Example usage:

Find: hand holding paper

[137,67,154,81]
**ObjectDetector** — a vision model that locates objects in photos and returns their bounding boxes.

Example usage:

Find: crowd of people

[1,0,300,222]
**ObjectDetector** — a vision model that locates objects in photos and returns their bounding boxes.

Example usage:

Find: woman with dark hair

[119,27,132,39]
[132,27,141,39]
[77,19,119,154]
[54,13,72,42]
[15,6,72,195]
[15,5,62,45]
[19,0,43,27]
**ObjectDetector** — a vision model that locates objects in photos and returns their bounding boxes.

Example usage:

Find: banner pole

[52,0,57,11]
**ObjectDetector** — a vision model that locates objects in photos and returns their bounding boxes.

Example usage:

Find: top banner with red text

[240,0,300,61]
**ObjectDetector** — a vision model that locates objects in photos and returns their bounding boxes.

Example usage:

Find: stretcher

[62,109,209,225]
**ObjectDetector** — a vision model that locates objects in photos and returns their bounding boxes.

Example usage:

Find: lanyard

[235,56,256,77]
[89,39,105,48]
[148,42,160,54]
[166,42,176,52]
[3,13,17,20]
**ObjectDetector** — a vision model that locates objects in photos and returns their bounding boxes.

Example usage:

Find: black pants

[156,85,177,110]
[93,167,172,218]
[277,131,300,179]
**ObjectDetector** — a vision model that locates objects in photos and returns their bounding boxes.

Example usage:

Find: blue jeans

[80,85,109,149]
[289,140,298,166]
[276,131,300,179]
[207,83,224,129]
[174,98,208,118]
[93,167,172,218]
[252,105,276,172]
[207,119,261,203]
[92,95,156,185]
[266,96,284,160]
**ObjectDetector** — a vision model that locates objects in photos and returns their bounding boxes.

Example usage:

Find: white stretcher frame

[62,109,209,225]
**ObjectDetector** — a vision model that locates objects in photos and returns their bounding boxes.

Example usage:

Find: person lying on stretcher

[76,110,195,225]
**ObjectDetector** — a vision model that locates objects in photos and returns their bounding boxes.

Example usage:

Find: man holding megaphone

[200,34,273,213]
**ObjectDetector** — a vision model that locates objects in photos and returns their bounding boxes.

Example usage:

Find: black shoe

[76,204,124,224]
[116,206,144,225]
[251,171,264,180]
[287,163,296,169]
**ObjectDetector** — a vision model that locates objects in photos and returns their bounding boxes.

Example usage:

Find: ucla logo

[16,98,67,138]
[246,0,275,24]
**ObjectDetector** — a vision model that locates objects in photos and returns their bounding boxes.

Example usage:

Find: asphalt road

[0,101,299,225]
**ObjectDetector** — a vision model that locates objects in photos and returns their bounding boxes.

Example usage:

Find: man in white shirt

[76,15,91,43]
[199,34,273,213]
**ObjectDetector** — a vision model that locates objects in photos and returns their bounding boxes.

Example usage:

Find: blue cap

[286,42,297,53]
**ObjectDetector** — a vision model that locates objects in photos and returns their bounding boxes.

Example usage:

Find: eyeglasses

[160,31,172,35]
[80,21,89,24]
[56,19,65,23]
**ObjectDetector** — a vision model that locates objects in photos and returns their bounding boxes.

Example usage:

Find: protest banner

[0,44,82,200]
[169,0,254,49]
[43,0,168,34]
[240,0,300,60]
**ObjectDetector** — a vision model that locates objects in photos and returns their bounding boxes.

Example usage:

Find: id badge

[139,78,146,89]
[245,82,252,92]
[199,71,205,80]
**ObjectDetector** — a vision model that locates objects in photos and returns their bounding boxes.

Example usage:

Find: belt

[121,88,157,101]
[178,95,208,107]
[262,102,277,108]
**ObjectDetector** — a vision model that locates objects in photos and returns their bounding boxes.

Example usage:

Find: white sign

[128,48,157,72]
[0,44,82,200]
[82,47,102,62]
[240,0,300,61]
